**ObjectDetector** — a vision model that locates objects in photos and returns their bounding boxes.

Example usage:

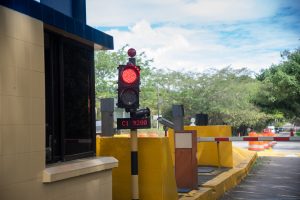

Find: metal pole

[157,84,160,130]
[128,51,139,200]
[130,106,139,199]
[131,129,139,200]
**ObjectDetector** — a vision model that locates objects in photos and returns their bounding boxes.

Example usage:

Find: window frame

[45,29,96,164]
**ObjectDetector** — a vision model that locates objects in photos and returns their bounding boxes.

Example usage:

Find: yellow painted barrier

[96,136,178,200]
[168,126,233,167]
[201,147,257,200]
[179,187,213,200]
[178,146,258,200]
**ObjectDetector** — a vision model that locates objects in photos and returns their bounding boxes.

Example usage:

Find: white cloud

[87,0,300,72]
[183,0,279,22]
[106,19,299,72]
[86,0,280,27]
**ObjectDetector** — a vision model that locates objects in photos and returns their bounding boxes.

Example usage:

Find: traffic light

[117,62,140,110]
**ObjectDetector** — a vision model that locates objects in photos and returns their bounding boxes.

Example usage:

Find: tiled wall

[0,6,112,200]
[0,0,113,50]
[0,3,46,192]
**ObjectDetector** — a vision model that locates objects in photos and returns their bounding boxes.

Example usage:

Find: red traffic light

[117,64,141,110]
[122,68,138,84]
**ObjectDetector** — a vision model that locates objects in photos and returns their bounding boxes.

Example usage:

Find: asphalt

[178,141,300,200]
[220,156,300,200]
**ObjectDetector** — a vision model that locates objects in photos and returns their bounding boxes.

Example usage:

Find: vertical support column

[101,98,115,136]
[172,105,184,132]
[157,85,160,130]
[128,51,139,200]
[131,129,139,200]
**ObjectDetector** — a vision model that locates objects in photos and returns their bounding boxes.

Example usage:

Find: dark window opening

[45,30,95,164]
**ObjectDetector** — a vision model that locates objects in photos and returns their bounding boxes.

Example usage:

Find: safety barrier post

[175,130,198,191]
[131,129,139,200]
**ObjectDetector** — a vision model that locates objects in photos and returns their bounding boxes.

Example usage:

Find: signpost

[116,48,150,200]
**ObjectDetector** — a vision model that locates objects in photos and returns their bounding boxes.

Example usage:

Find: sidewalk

[179,147,257,200]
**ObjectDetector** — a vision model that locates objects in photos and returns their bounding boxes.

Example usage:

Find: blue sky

[86,0,300,72]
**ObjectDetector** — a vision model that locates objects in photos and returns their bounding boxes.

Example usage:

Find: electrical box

[101,98,114,136]
[175,130,197,191]
[172,105,184,131]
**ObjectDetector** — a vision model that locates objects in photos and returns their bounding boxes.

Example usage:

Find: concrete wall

[0,6,113,200]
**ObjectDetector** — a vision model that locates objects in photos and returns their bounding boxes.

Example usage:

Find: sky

[86,0,300,73]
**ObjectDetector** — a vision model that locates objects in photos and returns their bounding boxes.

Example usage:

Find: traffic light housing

[117,63,140,111]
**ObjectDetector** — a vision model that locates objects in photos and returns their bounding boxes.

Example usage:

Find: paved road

[278,132,294,137]
[233,141,300,156]
[220,141,300,200]
[220,156,300,200]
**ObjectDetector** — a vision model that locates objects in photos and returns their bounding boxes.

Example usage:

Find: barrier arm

[197,136,300,142]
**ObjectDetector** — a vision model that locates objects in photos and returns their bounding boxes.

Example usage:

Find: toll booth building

[0,1,118,199]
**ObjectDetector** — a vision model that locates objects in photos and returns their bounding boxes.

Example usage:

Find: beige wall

[0,6,113,200]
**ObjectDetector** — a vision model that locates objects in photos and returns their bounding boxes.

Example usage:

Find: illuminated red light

[122,68,138,84]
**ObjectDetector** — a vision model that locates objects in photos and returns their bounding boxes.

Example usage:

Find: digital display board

[117,118,151,129]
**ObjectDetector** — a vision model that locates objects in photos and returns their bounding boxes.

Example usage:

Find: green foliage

[255,48,300,122]
[95,46,125,99]
[95,46,300,129]
[151,67,268,128]
[94,44,154,100]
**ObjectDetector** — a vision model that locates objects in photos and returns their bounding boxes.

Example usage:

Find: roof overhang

[0,0,114,50]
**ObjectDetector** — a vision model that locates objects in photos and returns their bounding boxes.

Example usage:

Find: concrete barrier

[96,136,178,200]
[96,129,257,200]
[179,147,257,200]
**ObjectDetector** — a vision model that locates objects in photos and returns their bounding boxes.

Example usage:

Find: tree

[94,45,154,116]
[95,45,128,99]
[152,67,269,130]
[255,48,300,123]
[95,46,276,130]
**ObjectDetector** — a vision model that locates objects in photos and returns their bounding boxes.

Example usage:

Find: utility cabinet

[175,131,198,190]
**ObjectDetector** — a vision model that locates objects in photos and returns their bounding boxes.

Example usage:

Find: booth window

[45,30,96,164]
